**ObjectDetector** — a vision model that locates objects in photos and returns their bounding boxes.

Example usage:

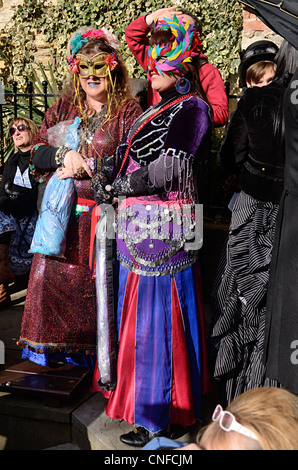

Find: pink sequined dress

[18,96,142,367]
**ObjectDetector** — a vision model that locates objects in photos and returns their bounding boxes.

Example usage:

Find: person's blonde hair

[8,117,39,152]
[246,60,276,86]
[197,387,298,450]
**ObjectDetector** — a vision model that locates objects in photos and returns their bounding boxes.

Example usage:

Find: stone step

[72,392,138,450]
[71,392,199,451]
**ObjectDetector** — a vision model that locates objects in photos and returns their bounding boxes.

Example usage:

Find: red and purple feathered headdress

[148,15,203,75]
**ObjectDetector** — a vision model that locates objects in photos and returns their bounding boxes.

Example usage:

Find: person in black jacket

[209,40,298,405]
[0,117,39,307]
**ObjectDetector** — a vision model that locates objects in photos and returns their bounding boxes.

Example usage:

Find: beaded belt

[115,200,199,276]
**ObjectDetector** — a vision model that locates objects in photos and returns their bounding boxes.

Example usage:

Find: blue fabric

[65,117,81,149]
[0,211,16,235]
[0,210,38,276]
[21,347,96,373]
[143,437,188,450]
[30,117,80,256]
[116,264,129,337]
[116,262,202,433]
[30,173,75,256]
[134,273,173,432]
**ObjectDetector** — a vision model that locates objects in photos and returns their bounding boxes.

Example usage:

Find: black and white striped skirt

[210,191,279,404]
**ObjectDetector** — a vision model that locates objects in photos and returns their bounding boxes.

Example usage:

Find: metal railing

[0,80,63,172]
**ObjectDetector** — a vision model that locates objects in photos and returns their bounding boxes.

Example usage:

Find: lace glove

[111,165,156,197]
[91,158,115,205]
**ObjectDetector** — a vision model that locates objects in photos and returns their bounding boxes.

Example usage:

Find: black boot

[155,424,188,439]
[120,427,150,447]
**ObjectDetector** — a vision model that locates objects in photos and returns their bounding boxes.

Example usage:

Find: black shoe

[169,424,188,439]
[120,427,150,447]
[155,424,188,440]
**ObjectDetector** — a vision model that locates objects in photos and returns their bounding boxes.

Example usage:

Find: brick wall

[243,8,269,32]
[241,6,283,49]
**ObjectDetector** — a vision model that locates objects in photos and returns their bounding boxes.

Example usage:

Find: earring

[175,77,191,94]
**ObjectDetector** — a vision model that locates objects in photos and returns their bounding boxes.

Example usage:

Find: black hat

[238,40,279,87]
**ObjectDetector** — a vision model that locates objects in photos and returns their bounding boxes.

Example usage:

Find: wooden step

[0,360,90,407]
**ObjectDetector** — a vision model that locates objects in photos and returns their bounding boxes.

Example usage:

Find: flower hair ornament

[148,15,203,76]
[69,28,121,56]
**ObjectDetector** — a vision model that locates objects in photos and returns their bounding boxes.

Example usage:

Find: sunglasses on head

[9,124,29,136]
[212,404,258,441]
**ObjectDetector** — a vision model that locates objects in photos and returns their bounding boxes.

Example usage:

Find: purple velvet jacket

[94,92,212,276]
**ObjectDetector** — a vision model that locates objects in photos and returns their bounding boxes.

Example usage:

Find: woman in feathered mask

[92,16,212,446]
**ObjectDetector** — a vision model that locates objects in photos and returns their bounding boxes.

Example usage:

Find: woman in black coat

[264,49,298,395]
[210,40,297,404]
[0,117,39,307]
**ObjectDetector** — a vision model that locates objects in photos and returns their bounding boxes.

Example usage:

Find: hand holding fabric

[57,150,92,180]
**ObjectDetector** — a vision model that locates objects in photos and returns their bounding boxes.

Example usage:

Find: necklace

[81,103,108,145]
